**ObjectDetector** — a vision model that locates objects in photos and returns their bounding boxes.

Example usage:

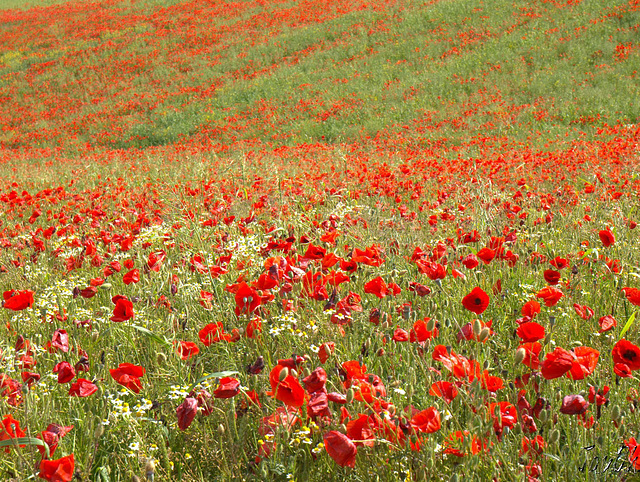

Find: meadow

[0,0,639,480]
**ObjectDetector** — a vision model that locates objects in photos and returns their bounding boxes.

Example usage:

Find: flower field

[1,0,640,480]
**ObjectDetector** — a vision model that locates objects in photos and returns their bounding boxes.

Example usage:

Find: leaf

[620,312,636,339]
[188,371,239,392]
[130,325,171,346]
[0,437,49,458]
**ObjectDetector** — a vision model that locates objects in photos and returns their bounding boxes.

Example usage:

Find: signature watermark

[578,444,639,475]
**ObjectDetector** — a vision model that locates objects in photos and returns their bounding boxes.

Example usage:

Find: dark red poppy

[38,453,74,482]
[302,367,327,393]
[323,431,357,468]
[303,243,326,260]
[614,363,632,378]
[69,378,98,397]
[53,361,75,384]
[461,287,489,315]
[176,397,198,430]
[559,394,589,415]
[307,390,331,419]
[543,269,561,285]
[214,377,240,399]
[109,363,145,393]
[3,289,35,311]
[612,339,640,370]
[37,424,73,458]
[549,256,569,269]
[541,347,573,379]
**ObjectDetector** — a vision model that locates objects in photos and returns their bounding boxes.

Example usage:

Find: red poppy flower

[536,286,563,307]
[457,319,493,342]
[38,453,74,482]
[3,289,35,311]
[614,363,632,378]
[37,424,73,458]
[543,269,561,285]
[429,381,458,403]
[214,377,240,399]
[410,318,438,343]
[234,282,261,316]
[612,339,640,370]
[410,407,441,433]
[462,254,479,269]
[245,317,262,339]
[176,341,199,360]
[541,347,573,379]
[303,367,327,393]
[51,329,69,353]
[573,304,594,320]
[443,430,484,457]
[622,287,640,306]
[549,256,569,269]
[318,342,335,364]
[0,414,25,451]
[567,346,599,380]
[68,378,97,397]
[599,228,615,247]
[323,431,357,468]
[461,287,490,315]
[516,322,545,343]
[364,276,388,298]
[147,250,166,272]
[122,269,140,285]
[176,397,198,430]
[346,415,375,447]
[306,391,331,419]
[303,243,326,260]
[625,438,640,470]
[110,296,134,322]
[268,365,305,407]
[198,322,226,346]
[476,247,495,264]
[392,328,409,342]
[521,300,541,318]
[598,315,617,333]
[559,394,589,415]
[109,363,145,393]
[53,361,75,384]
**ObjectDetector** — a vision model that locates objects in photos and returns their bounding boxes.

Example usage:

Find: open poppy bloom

[213,377,240,399]
[429,381,458,403]
[516,322,545,343]
[323,431,357,468]
[461,287,489,315]
[410,407,441,433]
[364,276,388,298]
[612,339,640,370]
[268,365,305,407]
[176,341,200,360]
[541,347,573,379]
[559,394,589,415]
[234,282,261,316]
[599,228,615,247]
[3,289,35,311]
[621,287,640,306]
[38,454,74,482]
[536,286,563,306]
[109,363,145,393]
[0,414,26,452]
[69,378,98,397]
[567,346,599,380]
[110,295,134,322]
[598,315,617,333]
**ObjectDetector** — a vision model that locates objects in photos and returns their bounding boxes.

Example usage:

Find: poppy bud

[377,348,385,356]
[548,429,560,444]
[279,367,289,382]
[514,347,526,365]
[427,318,436,331]
[473,319,482,337]
[479,327,491,342]
[611,404,621,421]
[450,472,459,482]
[290,369,298,379]
[346,388,354,403]
[99,283,112,291]
[538,409,548,424]
[618,423,626,436]
[218,424,225,435]
[94,424,104,439]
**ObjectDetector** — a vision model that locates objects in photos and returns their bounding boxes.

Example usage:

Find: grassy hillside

[0,0,638,151]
